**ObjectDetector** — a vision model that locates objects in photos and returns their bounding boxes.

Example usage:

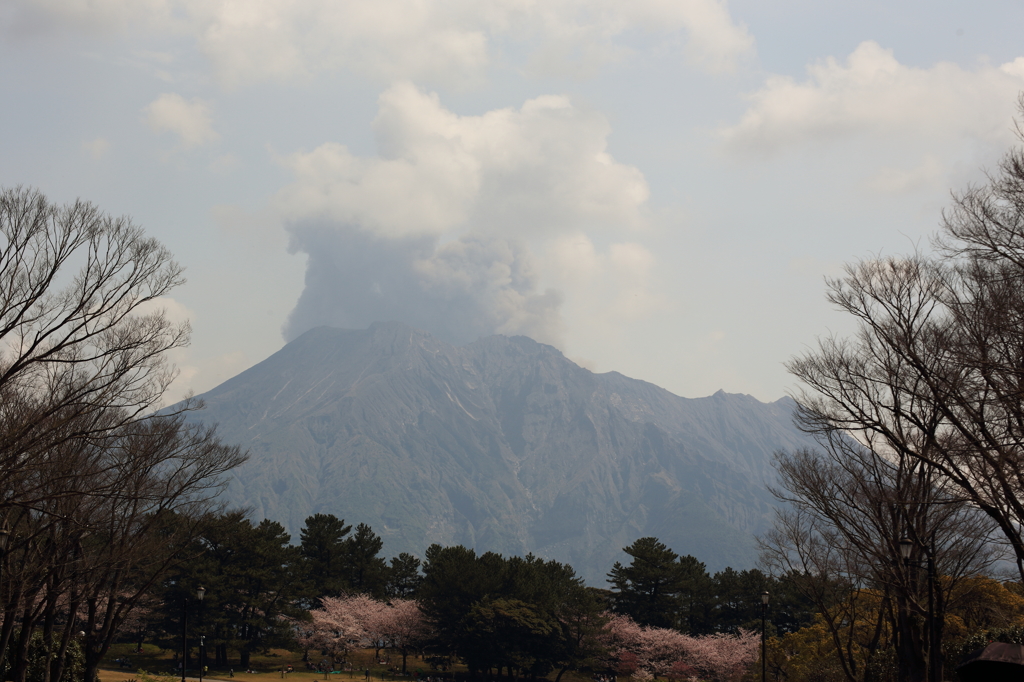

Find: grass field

[94,644,594,682]
[97,644,454,682]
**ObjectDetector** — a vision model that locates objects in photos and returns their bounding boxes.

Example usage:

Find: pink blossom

[343,594,390,653]
[680,629,759,682]
[374,599,428,650]
[301,595,428,672]
[298,596,365,660]
[601,613,759,682]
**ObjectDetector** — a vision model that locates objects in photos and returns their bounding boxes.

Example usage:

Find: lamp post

[181,596,188,682]
[761,591,769,682]
[0,523,10,599]
[197,587,206,682]
[899,535,938,682]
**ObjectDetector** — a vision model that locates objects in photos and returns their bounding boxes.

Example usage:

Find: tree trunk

[217,642,229,667]
[0,594,20,677]
[40,594,57,682]
[83,642,105,682]
[50,599,80,682]
[12,618,36,682]
[896,603,926,682]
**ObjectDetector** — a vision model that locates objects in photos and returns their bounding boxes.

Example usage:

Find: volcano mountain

[188,321,814,583]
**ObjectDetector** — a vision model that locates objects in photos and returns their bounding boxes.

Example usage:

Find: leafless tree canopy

[0,186,193,510]
[764,99,1024,681]
[785,119,1024,582]
[0,187,247,682]
[762,438,997,682]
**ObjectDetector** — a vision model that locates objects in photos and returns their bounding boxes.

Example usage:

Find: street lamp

[900,535,939,682]
[0,524,10,595]
[0,524,9,616]
[197,587,206,682]
[761,591,769,682]
[181,595,188,682]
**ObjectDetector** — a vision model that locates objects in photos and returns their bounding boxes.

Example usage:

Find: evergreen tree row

[151,513,819,672]
[607,537,819,636]
[153,512,422,669]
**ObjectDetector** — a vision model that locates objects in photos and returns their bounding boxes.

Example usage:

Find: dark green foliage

[607,537,691,629]
[159,512,308,669]
[147,519,820,674]
[419,545,498,649]
[772,570,822,635]
[387,553,423,598]
[343,523,388,598]
[463,599,555,678]
[609,537,817,636]
[300,513,352,600]
[711,567,772,633]
[418,545,606,680]
[552,587,609,681]
[675,554,714,634]
[298,515,393,601]
[946,625,1024,670]
[2,632,83,682]
[153,511,398,668]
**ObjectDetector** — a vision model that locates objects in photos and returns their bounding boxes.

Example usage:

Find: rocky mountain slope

[188,322,815,583]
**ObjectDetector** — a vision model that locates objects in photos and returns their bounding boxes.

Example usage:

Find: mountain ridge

[187,321,813,583]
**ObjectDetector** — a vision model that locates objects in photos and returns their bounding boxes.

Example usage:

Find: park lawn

[96,645,596,682]
[98,646,425,682]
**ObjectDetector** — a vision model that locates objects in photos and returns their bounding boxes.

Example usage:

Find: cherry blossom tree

[667,660,696,681]
[637,626,689,678]
[374,599,428,673]
[615,651,639,677]
[304,594,428,673]
[342,594,389,660]
[603,612,759,682]
[602,613,644,658]
[681,630,759,682]
[298,596,364,666]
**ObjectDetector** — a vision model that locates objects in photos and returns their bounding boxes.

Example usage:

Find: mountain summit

[192,322,813,583]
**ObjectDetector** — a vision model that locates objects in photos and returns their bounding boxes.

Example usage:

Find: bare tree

[0,186,188,512]
[772,102,1024,681]
[786,114,1024,582]
[762,436,998,682]
[0,188,247,682]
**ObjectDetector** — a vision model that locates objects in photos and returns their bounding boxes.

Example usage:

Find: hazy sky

[3,0,1024,404]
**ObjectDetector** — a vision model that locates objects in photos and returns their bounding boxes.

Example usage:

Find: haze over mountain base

[187,322,816,584]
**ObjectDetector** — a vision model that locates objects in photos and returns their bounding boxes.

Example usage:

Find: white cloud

[275,82,649,239]
[865,155,947,194]
[143,93,219,149]
[129,296,198,404]
[5,0,178,35]
[9,0,753,86]
[546,233,664,329]
[209,152,241,173]
[81,137,110,159]
[277,85,659,348]
[721,41,1024,154]
[211,203,283,244]
[133,295,194,326]
[641,0,754,74]
[133,49,176,65]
